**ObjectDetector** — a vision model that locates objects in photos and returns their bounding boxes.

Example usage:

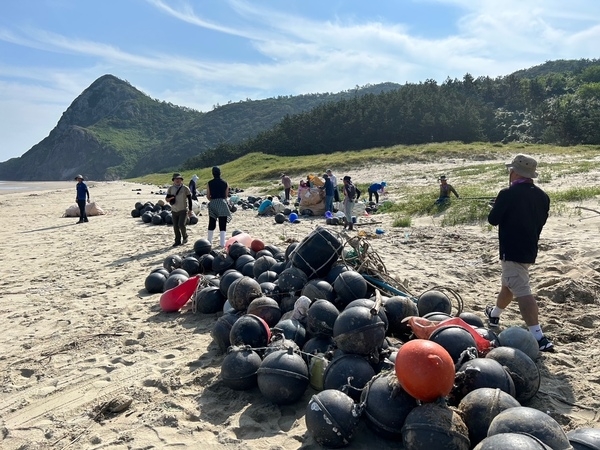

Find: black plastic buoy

[257,348,309,405]
[361,373,418,440]
[144,272,167,294]
[451,358,516,405]
[229,314,271,349]
[333,305,386,356]
[193,286,225,314]
[567,427,600,450]
[305,389,361,448]
[474,433,553,449]
[417,290,452,316]
[429,325,477,363]
[323,353,375,401]
[227,276,263,312]
[247,296,281,327]
[306,299,339,337]
[486,346,540,403]
[487,406,572,450]
[220,346,262,390]
[402,402,470,450]
[458,387,521,447]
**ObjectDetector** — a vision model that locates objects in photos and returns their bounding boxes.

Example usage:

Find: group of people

[164,167,232,248]
[75,152,549,352]
[283,156,553,351]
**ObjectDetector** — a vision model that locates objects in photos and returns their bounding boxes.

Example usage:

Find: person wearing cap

[74,175,90,223]
[166,173,193,247]
[189,174,199,201]
[206,166,232,247]
[486,154,553,352]
[367,181,386,204]
[321,173,335,214]
[342,175,357,230]
[280,173,292,202]
[326,169,340,203]
[435,175,459,204]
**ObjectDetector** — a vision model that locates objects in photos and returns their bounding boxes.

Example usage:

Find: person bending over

[367,181,386,203]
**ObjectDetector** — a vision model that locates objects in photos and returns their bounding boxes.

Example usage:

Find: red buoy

[160,275,200,312]
[395,339,455,402]
[250,238,265,252]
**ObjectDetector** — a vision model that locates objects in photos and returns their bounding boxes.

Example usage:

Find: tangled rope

[337,230,416,300]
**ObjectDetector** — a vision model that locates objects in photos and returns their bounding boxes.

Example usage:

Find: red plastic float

[159,275,200,312]
[395,339,455,402]
[225,232,253,251]
[250,238,265,252]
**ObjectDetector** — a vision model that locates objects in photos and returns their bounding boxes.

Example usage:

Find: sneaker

[485,305,500,328]
[538,336,555,352]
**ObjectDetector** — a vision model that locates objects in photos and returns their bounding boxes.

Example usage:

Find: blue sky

[1,0,598,163]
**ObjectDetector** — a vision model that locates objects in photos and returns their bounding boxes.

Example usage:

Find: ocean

[0,181,75,195]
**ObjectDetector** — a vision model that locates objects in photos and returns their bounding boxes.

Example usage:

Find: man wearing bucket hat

[74,174,90,223]
[486,154,553,351]
[166,173,193,247]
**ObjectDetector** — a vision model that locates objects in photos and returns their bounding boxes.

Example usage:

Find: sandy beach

[0,156,599,449]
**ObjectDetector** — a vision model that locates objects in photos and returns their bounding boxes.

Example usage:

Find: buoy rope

[290,228,343,278]
[422,286,464,316]
[227,343,332,362]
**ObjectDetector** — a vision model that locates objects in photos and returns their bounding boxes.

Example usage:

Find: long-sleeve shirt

[488,181,549,263]
[76,181,90,201]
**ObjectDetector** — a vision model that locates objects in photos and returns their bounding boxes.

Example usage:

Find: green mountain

[1,58,598,181]
[0,75,401,181]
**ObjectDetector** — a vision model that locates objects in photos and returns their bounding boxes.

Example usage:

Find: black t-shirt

[488,182,550,263]
[208,178,228,199]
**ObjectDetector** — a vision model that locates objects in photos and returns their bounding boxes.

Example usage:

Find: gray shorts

[501,260,532,297]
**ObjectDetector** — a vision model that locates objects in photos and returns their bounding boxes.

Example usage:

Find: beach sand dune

[0,159,599,448]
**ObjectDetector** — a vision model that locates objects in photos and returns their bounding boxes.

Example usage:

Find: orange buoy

[395,339,455,402]
[159,275,200,312]
[250,238,265,252]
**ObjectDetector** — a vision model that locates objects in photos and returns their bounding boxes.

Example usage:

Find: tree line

[185,59,600,170]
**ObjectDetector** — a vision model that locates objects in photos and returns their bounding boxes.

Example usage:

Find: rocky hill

[0,75,401,181]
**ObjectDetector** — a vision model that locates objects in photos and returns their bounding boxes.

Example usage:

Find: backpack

[347,184,357,200]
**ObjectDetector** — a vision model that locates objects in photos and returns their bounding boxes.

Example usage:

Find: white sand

[0,156,599,449]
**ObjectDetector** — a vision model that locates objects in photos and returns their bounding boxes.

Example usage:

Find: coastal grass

[133,142,599,187]
[131,142,600,226]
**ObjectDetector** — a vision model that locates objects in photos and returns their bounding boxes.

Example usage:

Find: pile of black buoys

[131,200,199,226]
[142,227,591,449]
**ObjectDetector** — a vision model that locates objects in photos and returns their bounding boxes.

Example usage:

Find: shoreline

[0,181,76,195]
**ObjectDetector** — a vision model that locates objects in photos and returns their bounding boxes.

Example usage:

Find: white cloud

[0,0,598,162]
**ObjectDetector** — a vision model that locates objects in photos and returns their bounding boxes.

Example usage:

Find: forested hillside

[186,59,600,169]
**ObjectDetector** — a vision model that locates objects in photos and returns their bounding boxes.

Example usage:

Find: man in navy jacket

[486,154,553,351]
